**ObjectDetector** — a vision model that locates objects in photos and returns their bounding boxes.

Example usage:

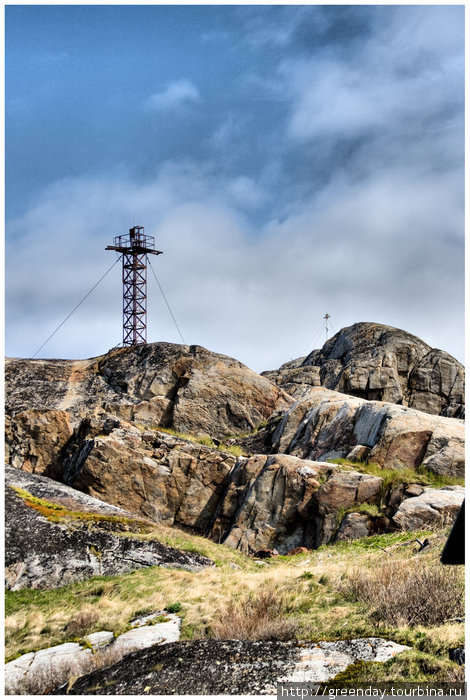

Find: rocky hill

[5,331,465,562]
[5,342,293,438]
[262,322,464,418]
[4,329,465,693]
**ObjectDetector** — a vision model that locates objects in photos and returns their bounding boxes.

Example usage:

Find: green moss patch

[11,487,156,534]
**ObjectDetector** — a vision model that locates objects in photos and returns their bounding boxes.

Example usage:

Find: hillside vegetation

[5,522,464,684]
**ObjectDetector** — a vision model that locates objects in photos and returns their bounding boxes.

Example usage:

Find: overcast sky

[5,5,465,373]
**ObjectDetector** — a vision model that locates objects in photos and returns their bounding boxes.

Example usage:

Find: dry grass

[211,587,298,641]
[344,560,464,626]
[63,609,100,636]
[5,526,464,687]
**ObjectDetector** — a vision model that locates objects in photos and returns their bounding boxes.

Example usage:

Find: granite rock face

[5,342,293,440]
[46,419,465,555]
[5,467,212,590]
[55,418,389,553]
[269,387,464,478]
[55,637,410,695]
[5,334,465,563]
[5,409,73,479]
[263,322,464,418]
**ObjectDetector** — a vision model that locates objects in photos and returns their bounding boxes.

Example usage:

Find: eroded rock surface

[5,467,212,590]
[263,322,464,418]
[269,387,464,478]
[6,343,293,440]
[54,637,410,695]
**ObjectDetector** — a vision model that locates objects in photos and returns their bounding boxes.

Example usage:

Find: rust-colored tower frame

[106,226,162,346]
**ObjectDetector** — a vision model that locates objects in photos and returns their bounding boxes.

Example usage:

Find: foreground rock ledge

[5,467,212,590]
[53,637,410,695]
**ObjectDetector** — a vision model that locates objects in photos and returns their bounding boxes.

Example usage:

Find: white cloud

[5,7,464,372]
[271,6,463,148]
[5,153,464,372]
[146,79,201,111]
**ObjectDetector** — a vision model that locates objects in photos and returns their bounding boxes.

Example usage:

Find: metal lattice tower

[106,226,163,346]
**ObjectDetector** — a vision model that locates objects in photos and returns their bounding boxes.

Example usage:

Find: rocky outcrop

[36,417,465,555]
[5,409,73,479]
[54,637,410,695]
[263,322,464,418]
[5,612,181,695]
[268,387,464,478]
[46,417,388,553]
[209,455,383,552]
[5,335,465,562]
[5,467,212,590]
[5,343,293,440]
[64,421,239,528]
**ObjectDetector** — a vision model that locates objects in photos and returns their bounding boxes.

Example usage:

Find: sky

[5,4,465,373]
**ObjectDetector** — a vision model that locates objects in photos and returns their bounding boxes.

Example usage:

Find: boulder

[263,322,464,418]
[392,486,465,531]
[334,513,388,542]
[5,467,212,590]
[335,513,372,541]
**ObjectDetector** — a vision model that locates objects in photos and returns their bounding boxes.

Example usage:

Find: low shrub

[211,588,298,641]
[63,609,100,636]
[165,602,182,613]
[344,560,464,627]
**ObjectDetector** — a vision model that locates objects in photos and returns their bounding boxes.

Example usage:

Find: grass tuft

[328,459,464,489]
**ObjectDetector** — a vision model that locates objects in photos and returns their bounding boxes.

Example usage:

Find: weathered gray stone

[83,631,114,651]
[55,637,410,695]
[263,322,464,418]
[112,615,181,655]
[335,513,373,542]
[5,467,213,590]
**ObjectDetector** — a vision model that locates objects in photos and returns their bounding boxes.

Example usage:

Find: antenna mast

[106,226,162,346]
[323,313,331,343]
